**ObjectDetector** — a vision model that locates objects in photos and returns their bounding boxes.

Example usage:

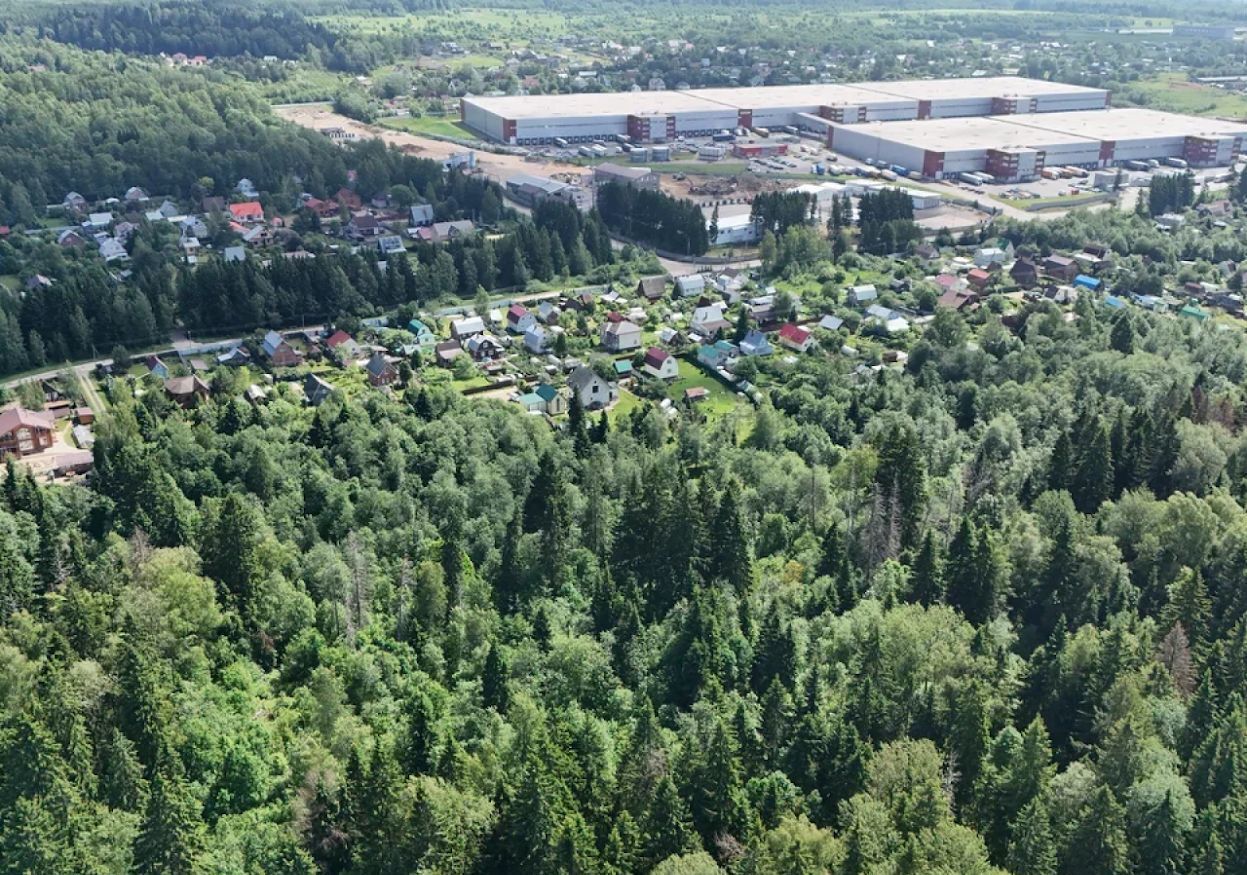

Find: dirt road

[274,104,587,186]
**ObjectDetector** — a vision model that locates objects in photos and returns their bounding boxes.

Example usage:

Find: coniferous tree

[1062,786,1130,875]
[134,761,204,875]
[482,644,510,713]
[1007,798,1057,875]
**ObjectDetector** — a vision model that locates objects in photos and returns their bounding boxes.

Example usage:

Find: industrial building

[825,108,1247,181]
[593,163,660,190]
[460,76,1110,145]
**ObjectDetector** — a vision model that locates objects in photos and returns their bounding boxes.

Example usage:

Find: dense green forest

[3,268,1247,873]
[35,3,343,64]
[595,183,711,257]
[0,38,345,208]
[4,4,1247,873]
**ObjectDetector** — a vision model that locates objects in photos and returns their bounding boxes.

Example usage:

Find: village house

[938,288,980,311]
[451,315,487,341]
[304,373,335,406]
[365,352,399,387]
[698,340,737,370]
[163,375,211,408]
[145,355,170,379]
[636,275,667,301]
[346,212,383,239]
[415,220,476,244]
[228,201,264,224]
[777,323,813,353]
[324,330,361,362]
[600,316,643,352]
[847,284,878,306]
[974,246,1008,269]
[537,301,561,324]
[263,331,303,367]
[691,304,732,339]
[966,268,993,291]
[217,346,251,367]
[518,384,568,416]
[535,384,568,415]
[506,304,537,334]
[303,197,341,219]
[0,408,55,458]
[739,329,773,356]
[409,204,434,226]
[407,319,437,349]
[524,325,550,354]
[377,235,406,256]
[675,273,706,297]
[467,334,503,361]
[1043,254,1078,282]
[568,366,617,410]
[1010,259,1039,289]
[435,340,464,366]
[642,347,679,380]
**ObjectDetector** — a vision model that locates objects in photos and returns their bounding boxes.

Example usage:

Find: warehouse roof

[693,82,915,110]
[465,89,734,119]
[833,115,1099,153]
[998,107,1247,141]
[857,75,1108,101]
[463,76,1109,122]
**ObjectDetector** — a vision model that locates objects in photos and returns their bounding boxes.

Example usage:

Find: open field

[1122,73,1247,120]
[379,114,477,139]
[273,103,587,185]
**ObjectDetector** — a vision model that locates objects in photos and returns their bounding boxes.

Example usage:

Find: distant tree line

[36,1,345,65]
[594,181,710,256]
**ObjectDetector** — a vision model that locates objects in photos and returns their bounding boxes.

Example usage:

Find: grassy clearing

[1000,192,1114,210]
[379,115,476,139]
[608,388,643,422]
[1125,72,1247,119]
[669,359,743,418]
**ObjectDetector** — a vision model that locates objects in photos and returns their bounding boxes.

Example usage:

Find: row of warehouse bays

[460,76,1110,144]
[824,108,1247,181]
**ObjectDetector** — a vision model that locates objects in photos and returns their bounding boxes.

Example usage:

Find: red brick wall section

[738,109,753,129]
[1099,141,1115,164]
[918,100,932,120]
[922,150,944,178]
[503,119,517,141]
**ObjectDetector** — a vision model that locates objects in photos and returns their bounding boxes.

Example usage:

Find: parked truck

[1163,157,1189,169]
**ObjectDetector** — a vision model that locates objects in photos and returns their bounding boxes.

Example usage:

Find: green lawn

[380,114,476,139]
[669,359,743,418]
[1000,192,1115,210]
[452,375,491,392]
[608,388,643,422]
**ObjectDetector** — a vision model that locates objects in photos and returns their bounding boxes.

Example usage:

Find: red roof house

[777,323,813,353]
[642,346,679,380]
[229,201,264,223]
[966,268,993,290]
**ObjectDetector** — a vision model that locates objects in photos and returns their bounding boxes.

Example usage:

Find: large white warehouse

[825,108,1247,180]
[460,76,1111,145]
